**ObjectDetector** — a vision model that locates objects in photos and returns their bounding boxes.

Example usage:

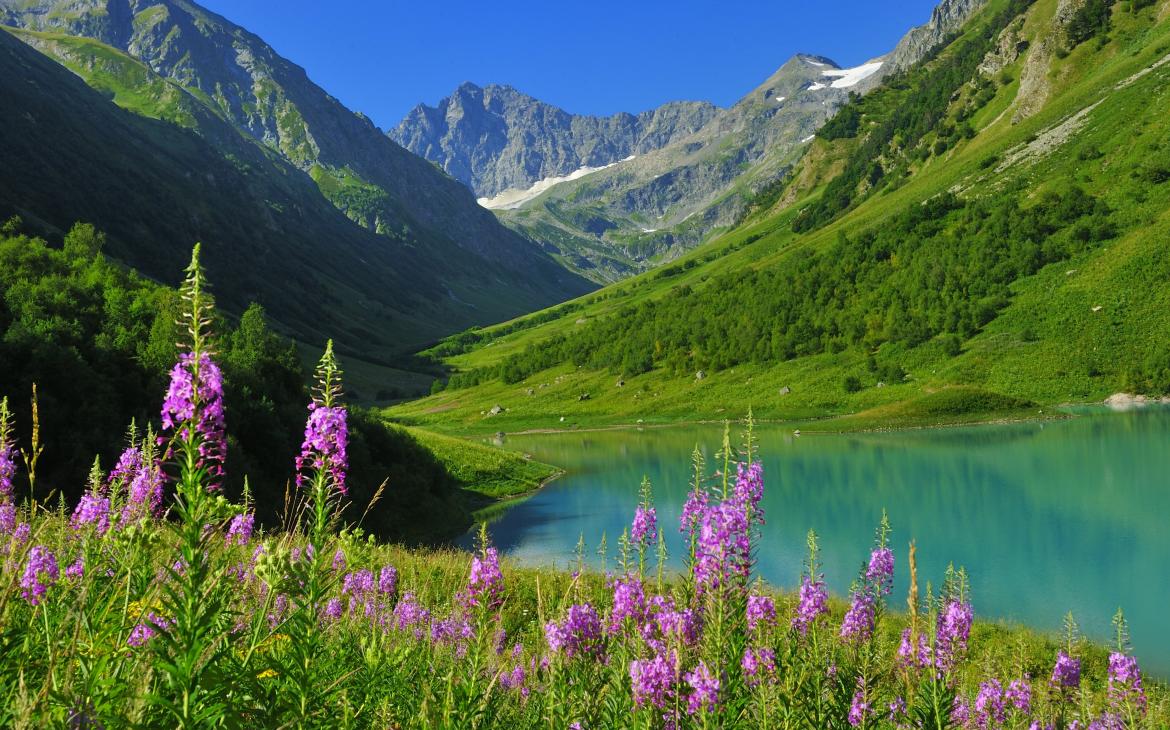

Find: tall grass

[0,248,1162,728]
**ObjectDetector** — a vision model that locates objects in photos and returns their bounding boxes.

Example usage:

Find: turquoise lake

[463,407,1170,675]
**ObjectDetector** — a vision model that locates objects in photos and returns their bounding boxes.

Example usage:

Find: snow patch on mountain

[478,157,636,209]
[821,60,884,88]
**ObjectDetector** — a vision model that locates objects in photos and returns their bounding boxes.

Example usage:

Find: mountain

[489,53,884,281]
[0,0,593,367]
[390,0,1170,434]
[390,82,719,201]
[390,2,990,284]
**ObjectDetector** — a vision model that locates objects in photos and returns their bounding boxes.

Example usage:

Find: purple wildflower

[629,652,675,709]
[889,697,908,724]
[71,493,110,535]
[1051,651,1081,690]
[975,680,1007,728]
[866,546,895,596]
[631,505,658,548]
[127,611,171,648]
[610,574,646,630]
[840,591,876,644]
[20,546,59,606]
[161,351,227,485]
[685,660,720,715]
[546,603,604,659]
[499,664,527,697]
[746,593,776,631]
[1006,678,1032,714]
[394,592,431,635]
[0,432,14,503]
[849,683,870,727]
[324,598,343,622]
[464,546,503,610]
[108,445,143,493]
[225,512,254,546]
[127,622,155,648]
[0,502,15,533]
[792,574,829,635]
[652,600,701,646]
[694,497,752,592]
[295,403,348,494]
[120,452,164,525]
[935,600,974,673]
[951,695,971,726]
[65,557,84,581]
[734,461,764,516]
[741,647,776,686]
[342,569,374,597]
[379,566,398,597]
[1107,652,1145,711]
[431,617,458,644]
[679,484,707,536]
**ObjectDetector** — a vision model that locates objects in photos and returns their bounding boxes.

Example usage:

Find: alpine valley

[2,0,1170,725]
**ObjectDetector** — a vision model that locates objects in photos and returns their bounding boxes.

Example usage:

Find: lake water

[464,407,1170,675]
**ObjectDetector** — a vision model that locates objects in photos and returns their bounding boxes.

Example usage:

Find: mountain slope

[0,0,552,267]
[390,82,719,200]
[388,0,1170,434]
[0,0,594,367]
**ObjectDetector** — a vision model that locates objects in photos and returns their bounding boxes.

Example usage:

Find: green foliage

[408,429,558,502]
[454,187,1113,388]
[792,0,1036,233]
[817,96,862,140]
[1067,0,1117,48]
[0,225,466,543]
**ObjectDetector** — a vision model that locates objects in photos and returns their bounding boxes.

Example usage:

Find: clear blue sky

[198,0,941,129]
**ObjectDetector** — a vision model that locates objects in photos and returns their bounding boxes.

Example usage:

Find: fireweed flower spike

[630,476,657,577]
[685,660,720,715]
[0,397,15,502]
[21,545,58,606]
[793,531,829,635]
[160,246,226,488]
[297,340,348,508]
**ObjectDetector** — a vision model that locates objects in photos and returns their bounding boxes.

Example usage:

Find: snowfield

[821,60,884,88]
[478,157,635,210]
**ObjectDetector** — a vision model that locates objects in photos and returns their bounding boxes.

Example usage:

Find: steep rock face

[0,0,577,273]
[887,0,991,72]
[390,83,719,199]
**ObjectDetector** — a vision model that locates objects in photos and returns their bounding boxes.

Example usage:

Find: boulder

[488,404,505,416]
[779,386,791,395]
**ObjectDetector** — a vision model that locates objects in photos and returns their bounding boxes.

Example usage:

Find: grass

[405,427,560,502]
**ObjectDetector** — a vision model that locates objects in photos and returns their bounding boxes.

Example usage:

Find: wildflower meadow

[0,247,1163,728]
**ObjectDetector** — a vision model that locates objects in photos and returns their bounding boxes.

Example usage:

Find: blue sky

[198,0,941,129]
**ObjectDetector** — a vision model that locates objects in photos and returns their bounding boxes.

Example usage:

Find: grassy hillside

[389,0,1170,435]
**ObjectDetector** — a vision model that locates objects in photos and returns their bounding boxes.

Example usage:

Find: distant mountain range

[390,83,718,201]
[0,0,593,366]
[392,0,988,282]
